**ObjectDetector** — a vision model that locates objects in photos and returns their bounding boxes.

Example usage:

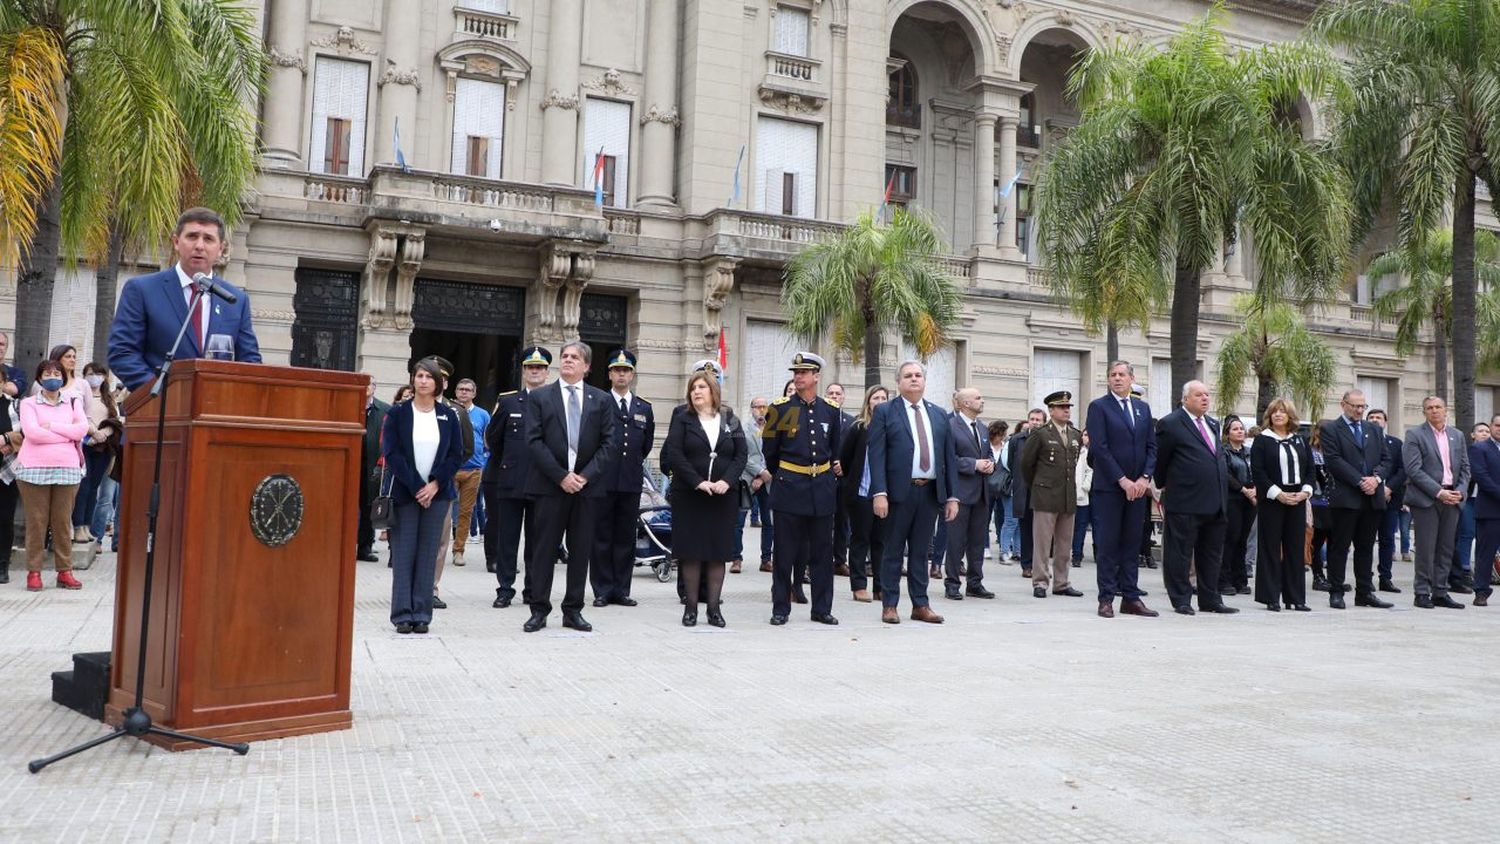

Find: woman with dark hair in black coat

[1252,398,1314,612]
[661,371,747,627]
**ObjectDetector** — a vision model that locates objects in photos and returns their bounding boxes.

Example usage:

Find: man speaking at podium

[108,207,262,391]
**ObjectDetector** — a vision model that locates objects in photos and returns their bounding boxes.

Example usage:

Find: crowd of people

[356,352,1500,635]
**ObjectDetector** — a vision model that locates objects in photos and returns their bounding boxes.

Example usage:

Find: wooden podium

[108,360,365,749]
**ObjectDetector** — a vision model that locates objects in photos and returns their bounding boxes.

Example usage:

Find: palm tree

[1314,0,1500,431]
[1215,295,1336,420]
[1036,3,1351,404]
[781,208,963,390]
[1367,230,1500,401]
[1,1,262,368]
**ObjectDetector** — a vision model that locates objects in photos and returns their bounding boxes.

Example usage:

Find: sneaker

[26,571,43,591]
[57,571,83,590]
[452,551,465,567]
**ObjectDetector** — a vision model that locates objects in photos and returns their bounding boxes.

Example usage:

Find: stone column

[637,0,681,207]
[997,115,1020,259]
[540,0,585,185]
[971,112,998,253]
[263,0,311,167]
[375,0,423,167]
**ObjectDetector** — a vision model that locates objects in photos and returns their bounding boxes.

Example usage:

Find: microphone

[191,272,238,304]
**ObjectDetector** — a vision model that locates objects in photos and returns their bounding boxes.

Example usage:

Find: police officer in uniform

[763,352,843,625]
[481,346,551,608]
[591,349,654,607]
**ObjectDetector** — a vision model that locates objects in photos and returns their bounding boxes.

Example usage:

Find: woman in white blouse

[1252,398,1314,612]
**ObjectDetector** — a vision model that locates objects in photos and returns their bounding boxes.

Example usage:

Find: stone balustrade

[765,51,818,83]
[454,5,518,41]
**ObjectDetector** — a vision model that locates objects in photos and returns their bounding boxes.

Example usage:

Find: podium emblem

[250,474,304,547]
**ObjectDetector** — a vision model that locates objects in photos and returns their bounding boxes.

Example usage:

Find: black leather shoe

[1450,582,1475,595]
[395,622,413,634]
[486,562,496,573]
[1052,586,1084,597]
[945,588,963,600]
[412,622,429,634]
[523,611,548,632]
[1312,575,1331,591]
[1265,603,1281,612]
[1143,557,1159,570]
[431,596,448,610]
[965,587,996,599]
[1205,604,1239,614]
[1433,594,1465,609]
[1379,579,1402,593]
[1174,605,1196,616]
[562,611,593,632]
[492,595,511,608]
[1236,586,1252,595]
[1355,593,1392,609]
[682,610,697,627]
[1033,586,1047,598]
[592,597,609,608]
[1291,603,1311,612]
[791,590,809,604]
[612,596,639,607]
[707,610,726,628]
[1219,585,1236,597]
[357,550,379,563]
[769,614,788,626]
[1414,594,1434,608]
[811,613,839,625]
[1329,592,1346,609]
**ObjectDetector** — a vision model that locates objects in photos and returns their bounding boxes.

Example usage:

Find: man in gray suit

[1403,395,1471,609]
[944,388,995,599]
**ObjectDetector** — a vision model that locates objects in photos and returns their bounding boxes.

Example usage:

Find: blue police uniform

[763,352,843,623]
[481,346,551,606]
[591,349,655,605]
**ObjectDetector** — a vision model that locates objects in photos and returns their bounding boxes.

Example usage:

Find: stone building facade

[8,0,1496,429]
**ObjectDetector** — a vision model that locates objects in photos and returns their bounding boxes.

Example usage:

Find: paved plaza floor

[2,530,1496,843]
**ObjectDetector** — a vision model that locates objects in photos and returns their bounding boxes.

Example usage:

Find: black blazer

[524,379,618,498]
[381,399,464,505]
[839,419,872,500]
[1224,443,1253,495]
[1381,433,1407,505]
[1006,431,1031,512]
[1319,417,1392,510]
[1154,408,1228,516]
[661,405,748,495]
[1251,431,1314,501]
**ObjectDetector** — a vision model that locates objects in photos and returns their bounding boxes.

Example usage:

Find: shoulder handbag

[370,466,396,530]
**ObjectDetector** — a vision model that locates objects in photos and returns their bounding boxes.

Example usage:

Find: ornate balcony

[454,6,519,41]
[766,51,819,83]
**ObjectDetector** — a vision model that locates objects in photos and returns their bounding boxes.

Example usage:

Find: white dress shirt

[175,263,211,350]
[904,399,937,481]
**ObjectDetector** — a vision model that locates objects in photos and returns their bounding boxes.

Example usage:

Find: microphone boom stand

[29,279,250,773]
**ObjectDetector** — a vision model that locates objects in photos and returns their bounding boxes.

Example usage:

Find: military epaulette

[498,390,518,397]
[827,399,842,408]
[635,397,651,405]
[771,396,790,405]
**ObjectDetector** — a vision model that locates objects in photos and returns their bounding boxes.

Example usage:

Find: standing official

[1154,381,1237,615]
[1468,413,1500,607]
[1319,390,1394,609]
[591,349,654,608]
[522,342,617,632]
[944,388,995,599]
[1403,396,1469,609]
[868,360,958,624]
[483,347,550,604]
[763,353,843,626]
[826,382,856,577]
[1367,408,1407,593]
[1021,391,1084,599]
[357,375,389,562]
[1085,361,1159,618]
[449,378,489,567]
[1007,407,1047,578]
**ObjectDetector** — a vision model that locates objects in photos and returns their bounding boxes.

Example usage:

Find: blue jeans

[995,494,1019,555]
[1072,504,1092,559]
[90,475,118,545]
[1398,508,1412,554]
[72,449,112,530]
[1455,498,1476,577]
[390,499,446,625]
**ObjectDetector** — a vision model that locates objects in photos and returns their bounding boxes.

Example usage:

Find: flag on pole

[591,146,607,207]
[878,168,899,222]
[994,168,1024,222]
[717,328,729,383]
[393,117,410,173]
[728,145,746,207]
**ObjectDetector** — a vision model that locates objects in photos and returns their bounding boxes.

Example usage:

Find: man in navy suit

[1367,408,1407,593]
[1154,381,1238,615]
[107,207,262,391]
[944,387,994,599]
[1319,389,1394,609]
[522,341,618,633]
[1468,412,1500,607]
[1084,361,1159,618]
[868,360,958,624]
[591,348,654,608]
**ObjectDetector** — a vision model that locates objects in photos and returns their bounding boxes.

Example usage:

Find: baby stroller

[635,471,674,582]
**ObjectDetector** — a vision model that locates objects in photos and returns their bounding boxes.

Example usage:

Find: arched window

[887,59,919,128]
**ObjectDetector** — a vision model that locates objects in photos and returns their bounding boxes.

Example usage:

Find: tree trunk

[862,318,881,392]
[92,223,126,366]
[1105,319,1119,366]
[1452,169,1477,431]
[1255,366,1276,423]
[1169,259,1202,411]
[14,179,62,373]
[1433,310,1450,404]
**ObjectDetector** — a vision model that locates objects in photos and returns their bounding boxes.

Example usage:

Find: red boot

[26,571,43,591]
[56,571,82,590]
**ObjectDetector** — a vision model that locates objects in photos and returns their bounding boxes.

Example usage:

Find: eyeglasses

[1345,402,1367,410]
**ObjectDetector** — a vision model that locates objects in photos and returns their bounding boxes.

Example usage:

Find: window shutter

[746,320,799,404]
[582,98,631,207]
[774,7,810,56]
[310,57,369,175]
[452,77,505,178]
[755,117,818,217]
[1032,350,1081,411]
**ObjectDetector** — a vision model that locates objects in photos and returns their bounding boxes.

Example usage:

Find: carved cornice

[252,309,298,325]
[379,60,422,92]
[757,85,826,114]
[701,257,738,349]
[266,44,306,73]
[310,26,377,57]
[540,89,580,111]
[582,68,637,99]
[640,104,681,127]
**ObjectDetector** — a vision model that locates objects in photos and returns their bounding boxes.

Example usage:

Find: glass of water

[205,334,235,361]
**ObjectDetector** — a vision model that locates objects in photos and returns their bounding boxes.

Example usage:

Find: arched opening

[887,55,919,128]
[1014,28,1089,261]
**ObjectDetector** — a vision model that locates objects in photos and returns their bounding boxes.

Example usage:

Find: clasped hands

[559,472,589,494]
[976,458,995,475]
[1118,476,1151,501]
[1437,488,1463,506]
[1275,490,1310,506]
[696,479,732,495]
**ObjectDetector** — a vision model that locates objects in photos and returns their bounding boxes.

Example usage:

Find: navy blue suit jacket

[380,400,464,505]
[1469,440,1500,521]
[107,267,262,391]
[1085,392,1156,492]
[866,396,957,505]
[482,389,535,498]
[603,393,655,493]
[947,411,990,506]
